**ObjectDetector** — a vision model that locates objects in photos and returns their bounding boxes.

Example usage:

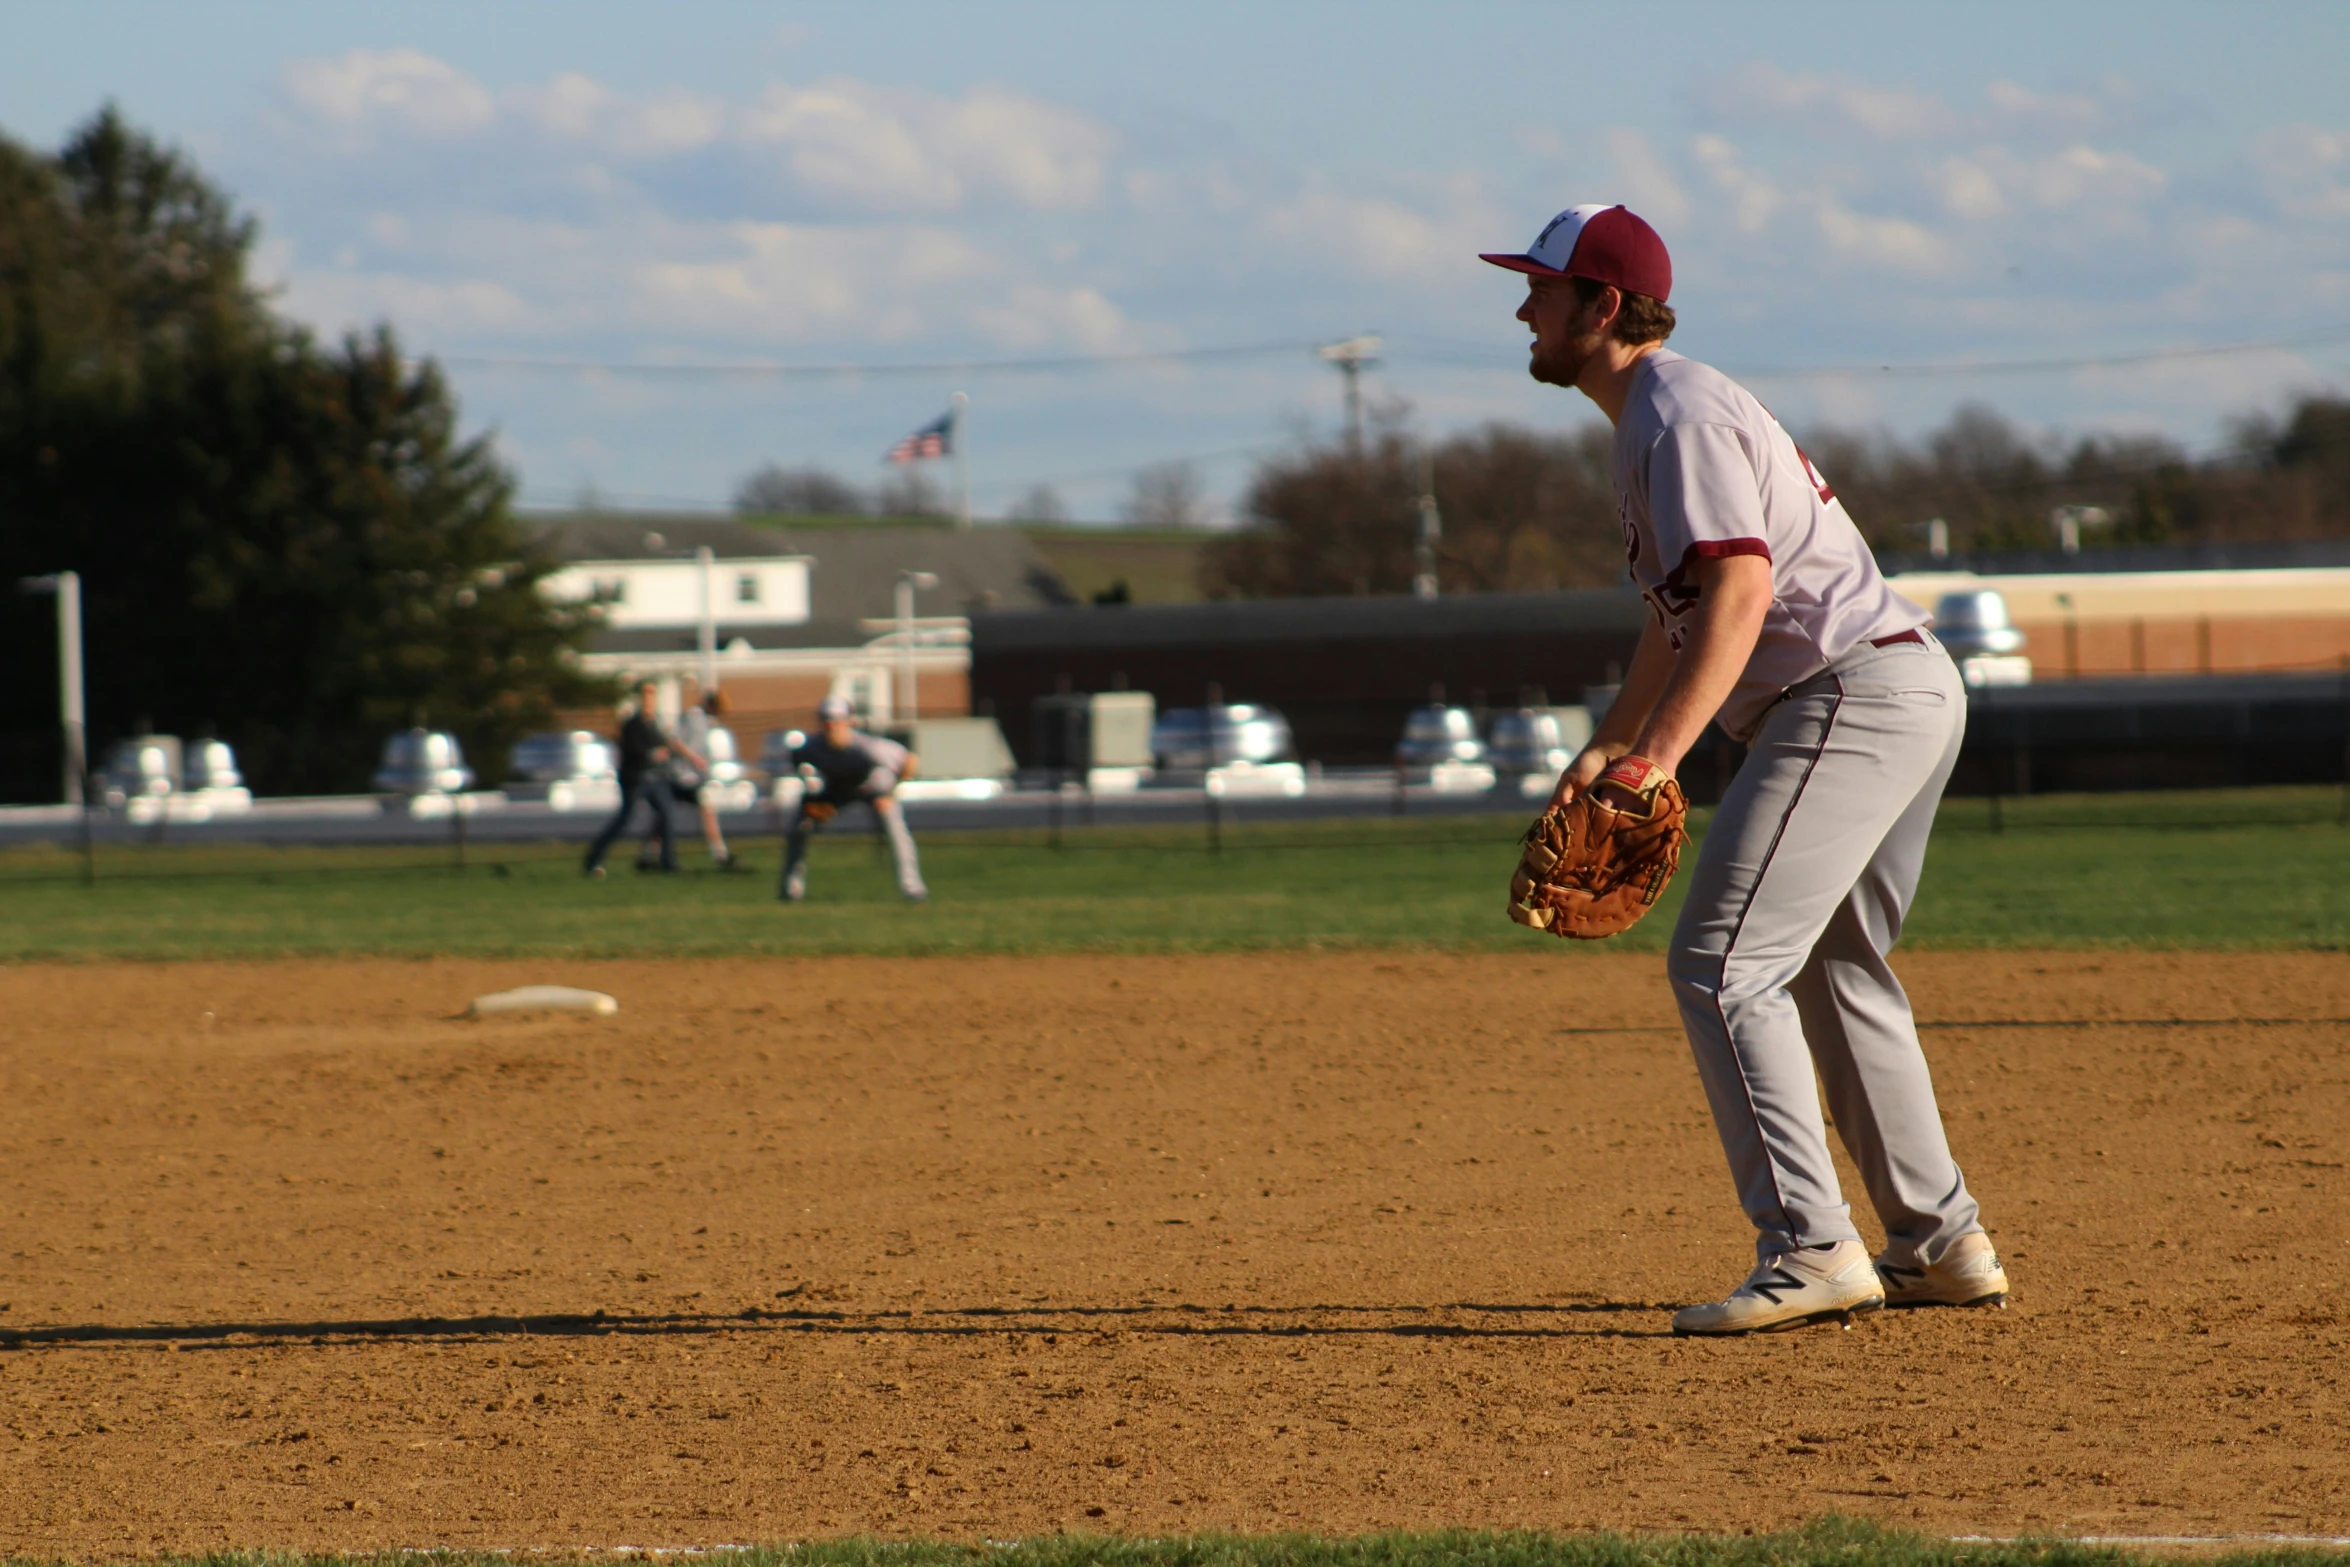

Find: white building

[528,514,1076,732]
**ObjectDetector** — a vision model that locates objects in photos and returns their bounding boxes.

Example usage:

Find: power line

[423,322,2350,389]
[1736,324,2350,381]
[1386,324,2350,380]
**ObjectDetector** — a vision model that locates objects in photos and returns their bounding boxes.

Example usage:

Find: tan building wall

[555,629,972,757]
[1890,568,2350,678]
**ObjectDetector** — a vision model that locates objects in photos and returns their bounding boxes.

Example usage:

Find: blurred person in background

[672,689,740,871]
[780,694,926,904]
[583,680,679,877]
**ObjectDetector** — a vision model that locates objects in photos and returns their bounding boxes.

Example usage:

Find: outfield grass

[0,787,2344,960]
[20,1519,2346,1567]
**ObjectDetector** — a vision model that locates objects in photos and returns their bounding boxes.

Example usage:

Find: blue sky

[7,1,2348,522]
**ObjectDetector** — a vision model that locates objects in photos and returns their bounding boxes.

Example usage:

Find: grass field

[33,1519,2345,1567]
[0,786,2345,959]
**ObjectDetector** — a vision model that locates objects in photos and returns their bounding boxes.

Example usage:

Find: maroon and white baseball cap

[1480,204,1672,302]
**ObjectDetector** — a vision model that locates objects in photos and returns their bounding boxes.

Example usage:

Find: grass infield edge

[12,1519,2350,1567]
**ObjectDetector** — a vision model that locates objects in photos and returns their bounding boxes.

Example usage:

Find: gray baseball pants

[781,794,927,900]
[1666,636,1982,1266]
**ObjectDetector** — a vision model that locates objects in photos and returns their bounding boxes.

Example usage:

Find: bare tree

[1007,482,1070,524]
[733,464,866,517]
[1122,459,1208,530]
[872,467,946,518]
[1201,423,1620,599]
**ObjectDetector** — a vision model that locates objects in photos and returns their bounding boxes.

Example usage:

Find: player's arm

[1549,617,1676,806]
[1621,552,1772,774]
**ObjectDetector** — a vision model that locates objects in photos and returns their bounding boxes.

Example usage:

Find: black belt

[1870,628,1925,648]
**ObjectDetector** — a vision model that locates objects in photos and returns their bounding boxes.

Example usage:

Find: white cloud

[510,74,727,157]
[2253,125,2350,221]
[937,88,1116,210]
[1702,62,2162,147]
[1691,135,1779,234]
[1984,80,2117,138]
[1936,156,2007,221]
[731,80,1116,213]
[283,48,495,139]
[1605,130,1692,230]
[280,205,1140,356]
[1935,144,2166,227]
[1700,61,1957,141]
[277,51,1115,217]
[1251,179,1499,285]
[286,270,535,336]
[738,82,967,212]
[1813,201,1952,274]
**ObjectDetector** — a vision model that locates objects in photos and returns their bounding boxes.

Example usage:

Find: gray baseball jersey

[1614,350,1927,740]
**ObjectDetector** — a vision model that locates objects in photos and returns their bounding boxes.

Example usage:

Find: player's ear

[1592,283,1623,334]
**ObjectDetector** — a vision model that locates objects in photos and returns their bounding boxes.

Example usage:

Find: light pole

[949,391,970,531]
[19,571,85,805]
[1414,448,1442,600]
[1318,335,1382,455]
[896,570,940,723]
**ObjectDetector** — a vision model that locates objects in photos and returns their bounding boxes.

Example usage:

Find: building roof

[1876,540,2350,576]
[525,512,1077,621]
[970,587,1648,654]
[585,618,890,655]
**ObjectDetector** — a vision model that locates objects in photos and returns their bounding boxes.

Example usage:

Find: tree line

[1202,395,2350,599]
[735,457,1213,530]
[0,109,603,802]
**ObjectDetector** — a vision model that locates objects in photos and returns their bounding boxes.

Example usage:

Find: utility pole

[19,571,85,804]
[950,390,971,530]
[1318,335,1382,456]
[896,570,940,722]
[1414,448,1441,600]
[695,544,717,698]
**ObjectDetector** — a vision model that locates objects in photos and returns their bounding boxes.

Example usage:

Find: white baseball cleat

[1875,1231,2009,1309]
[1671,1240,1886,1336]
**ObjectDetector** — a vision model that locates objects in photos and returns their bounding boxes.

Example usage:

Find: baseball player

[582,680,679,877]
[673,689,740,871]
[1482,204,2007,1334]
[779,694,927,903]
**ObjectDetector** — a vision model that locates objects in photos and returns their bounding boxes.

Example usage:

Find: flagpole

[950,390,970,531]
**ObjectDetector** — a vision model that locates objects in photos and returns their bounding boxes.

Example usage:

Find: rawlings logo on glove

[1508,754,1690,940]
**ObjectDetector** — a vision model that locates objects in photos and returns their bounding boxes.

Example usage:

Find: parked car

[510,730,617,784]
[1394,705,1486,770]
[373,728,473,796]
[1487,708,1574,775]
[183,739,243,792]
[100,735,181,806]
[1150,704,1294,771]
[1931,590,2027,658]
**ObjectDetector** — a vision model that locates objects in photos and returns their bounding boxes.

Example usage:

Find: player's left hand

[1548,744,1618,809]
[1512,754,1689,940]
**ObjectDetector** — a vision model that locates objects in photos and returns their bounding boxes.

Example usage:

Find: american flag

[886,409,954,464]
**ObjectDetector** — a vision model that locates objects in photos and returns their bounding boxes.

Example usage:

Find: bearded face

[1518,277,1611,389]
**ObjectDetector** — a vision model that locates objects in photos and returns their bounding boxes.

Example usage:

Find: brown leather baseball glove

[1508,754,1689,940]
[801,799,838,824]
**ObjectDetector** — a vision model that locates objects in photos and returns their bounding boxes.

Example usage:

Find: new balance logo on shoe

[1672,1240,1886,1336]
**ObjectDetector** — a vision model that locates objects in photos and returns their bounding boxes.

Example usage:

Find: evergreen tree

[0,109,605,799]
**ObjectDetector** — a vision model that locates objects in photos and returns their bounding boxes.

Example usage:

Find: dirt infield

[2,951,2346,1556]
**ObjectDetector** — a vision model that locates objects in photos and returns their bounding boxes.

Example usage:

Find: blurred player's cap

[1480,204,1671,301]
[815,695,854,721]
